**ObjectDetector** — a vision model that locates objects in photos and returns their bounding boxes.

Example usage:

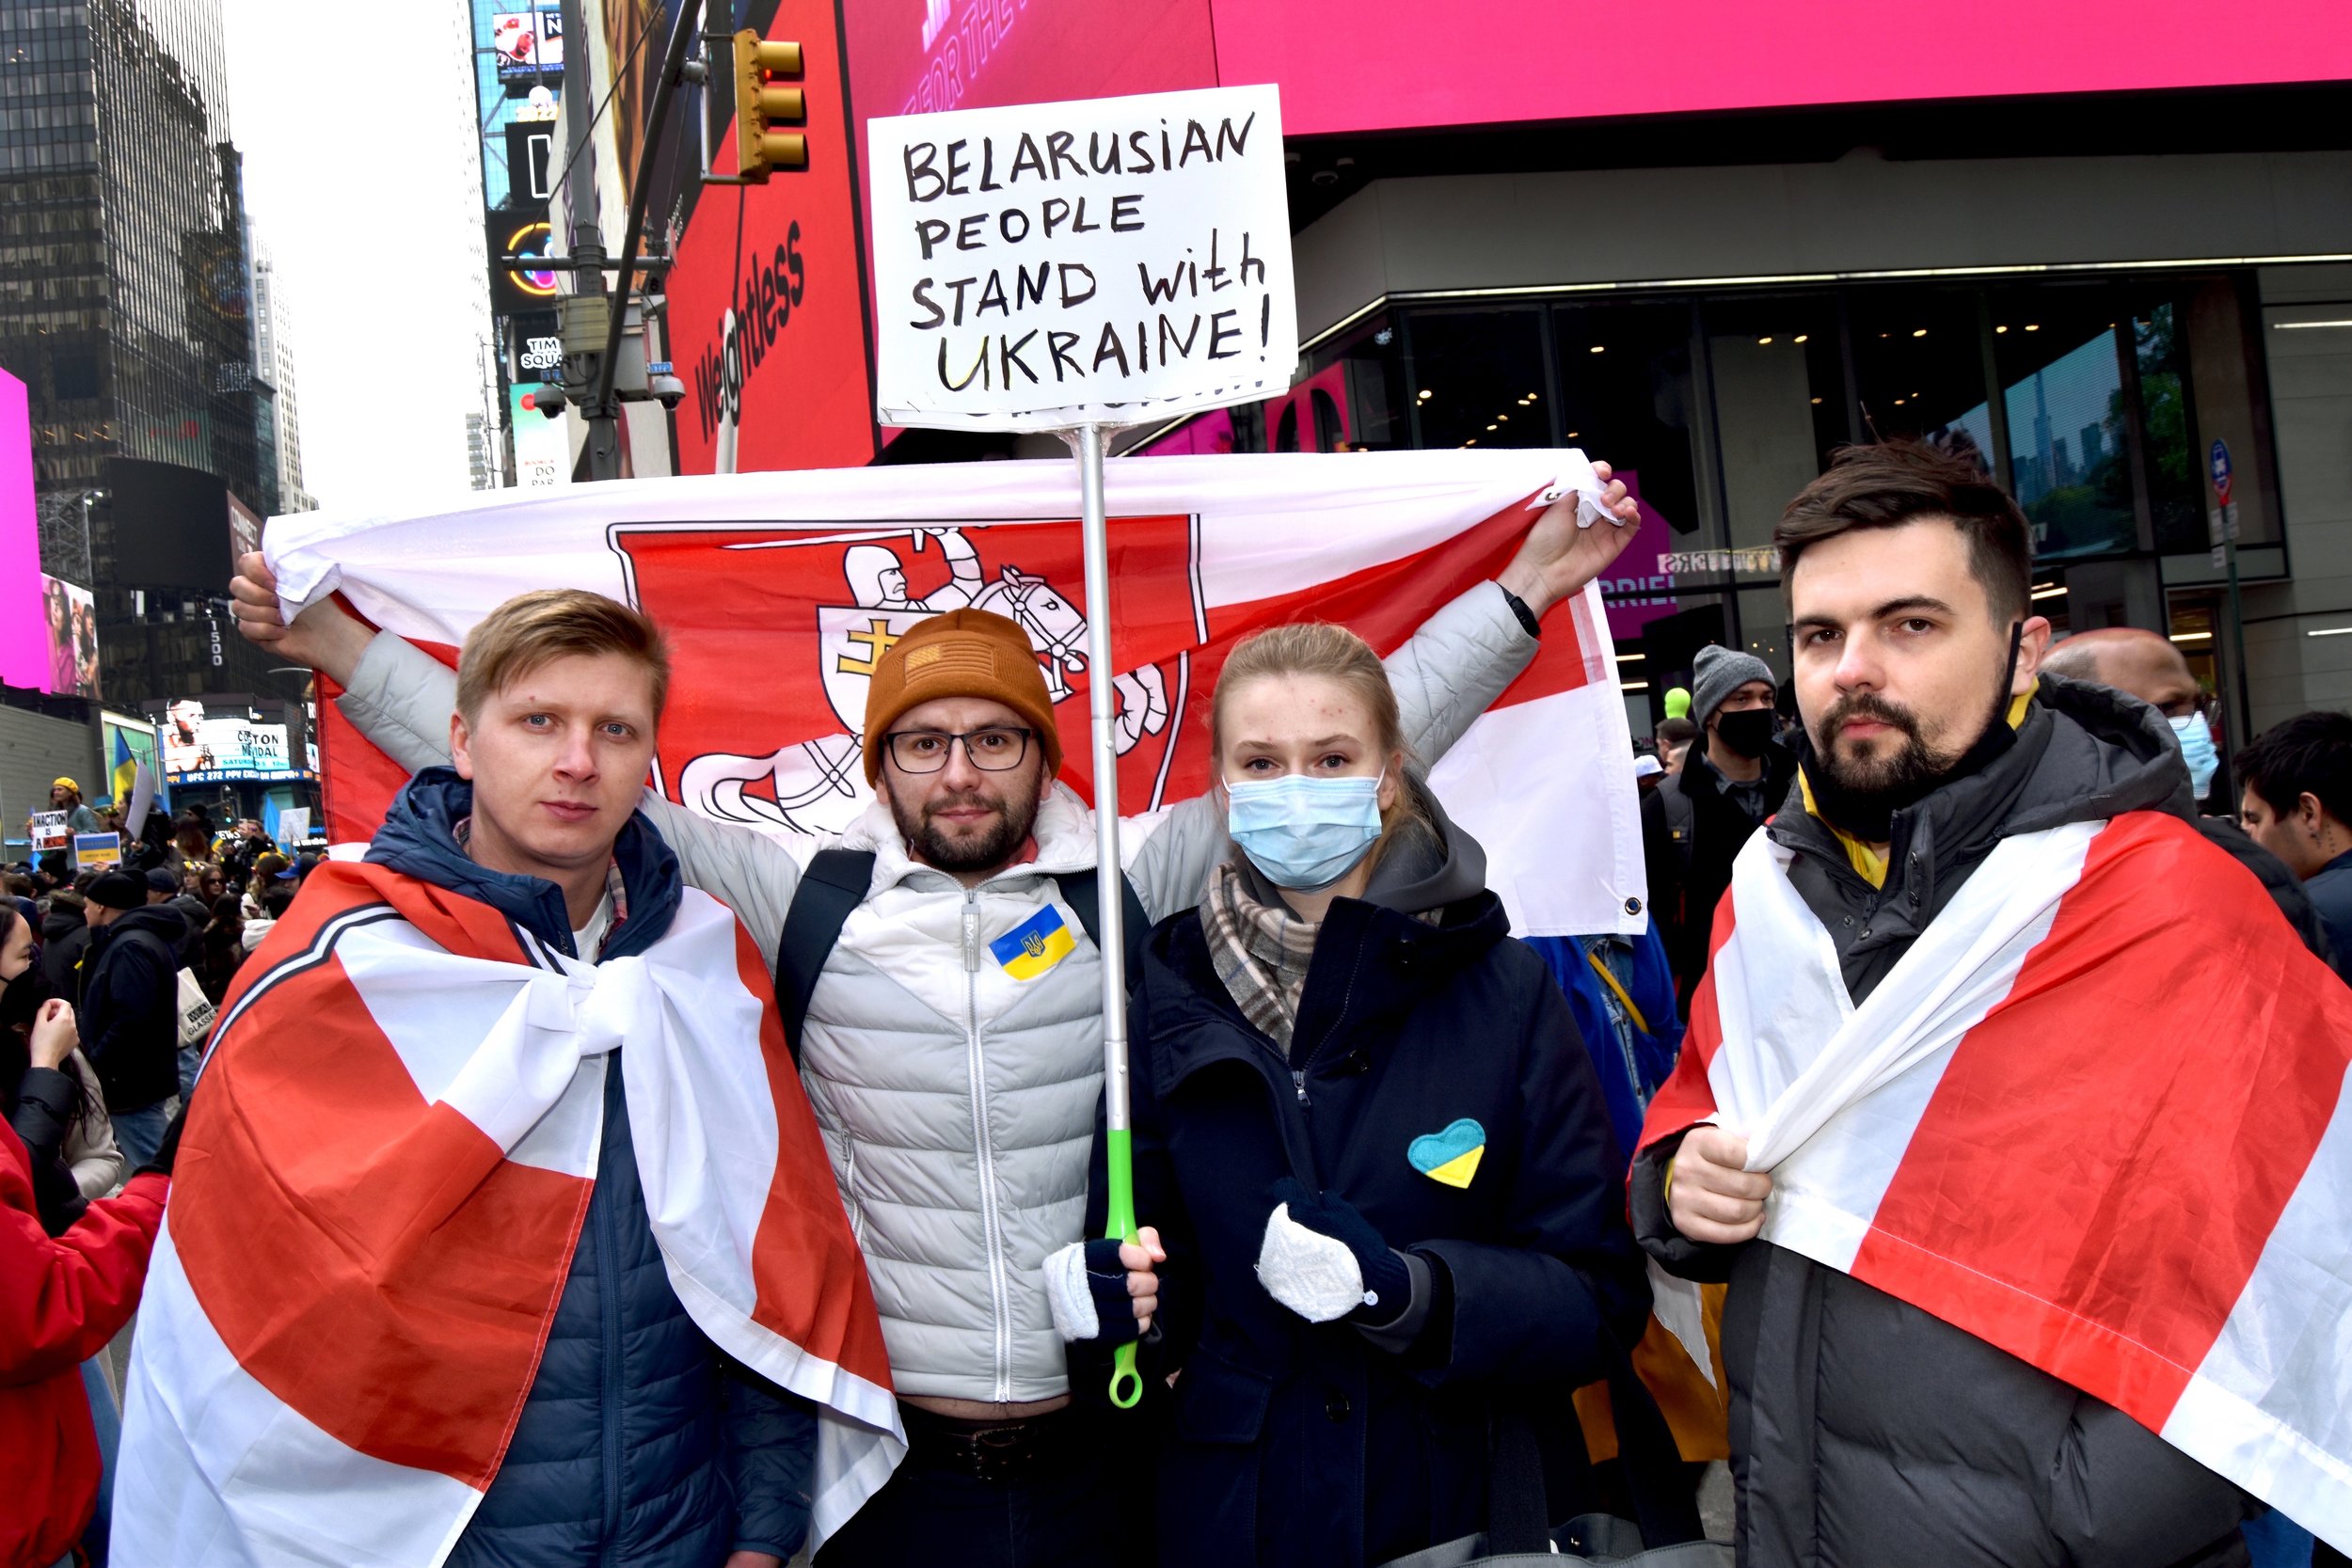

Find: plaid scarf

[1200,859,1321,1057]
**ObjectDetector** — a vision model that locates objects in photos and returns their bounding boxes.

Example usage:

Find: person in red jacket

[0,990,169,1568]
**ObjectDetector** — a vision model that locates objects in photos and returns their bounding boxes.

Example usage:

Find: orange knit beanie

[861,608,1063,783]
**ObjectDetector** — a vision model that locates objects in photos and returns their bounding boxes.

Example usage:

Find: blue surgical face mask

[2169,711,2219,799]
[1223,770,1385,890]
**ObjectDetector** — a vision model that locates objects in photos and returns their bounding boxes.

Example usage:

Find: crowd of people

[6,441,2349,1568]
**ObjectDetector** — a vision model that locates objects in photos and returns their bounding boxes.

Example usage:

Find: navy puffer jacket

[370,769,817,1566]
[1106,797,1652,1568]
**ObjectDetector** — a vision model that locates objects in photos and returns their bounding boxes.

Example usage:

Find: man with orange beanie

[228,477,1639,1567]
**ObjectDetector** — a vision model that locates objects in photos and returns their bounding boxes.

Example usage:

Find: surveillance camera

[534,384,567,417]
[649,372,685,411]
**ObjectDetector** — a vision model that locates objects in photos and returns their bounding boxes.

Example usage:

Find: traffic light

[733,30,805,182]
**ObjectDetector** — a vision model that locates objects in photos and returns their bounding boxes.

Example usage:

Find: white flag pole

[1063,420,1143,1408]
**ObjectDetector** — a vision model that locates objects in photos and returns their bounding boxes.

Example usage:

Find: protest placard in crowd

[866,84,1295,432]
[72,831,120,870]
[30,810,67,853]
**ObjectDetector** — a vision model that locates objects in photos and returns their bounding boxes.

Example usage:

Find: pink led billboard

[1216,0,2352,136]
[0,368,45,693]
[842,0,2352,141]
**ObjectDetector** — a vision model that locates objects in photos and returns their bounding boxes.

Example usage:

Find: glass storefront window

[1406,309,1549,451]
[1849,289,1994,468]
[2133,301,2203,556]
[1551,301,1704,547]
[1989,287,2137,560]
[1699,294,1845,551]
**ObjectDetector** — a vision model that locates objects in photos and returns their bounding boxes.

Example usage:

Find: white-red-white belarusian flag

[1640,810,2352,1549]
[265,451,1644,937]
[114,861,902,1566]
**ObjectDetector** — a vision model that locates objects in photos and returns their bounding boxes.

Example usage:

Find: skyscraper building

[0,0,298,712]
[248,233,314,513]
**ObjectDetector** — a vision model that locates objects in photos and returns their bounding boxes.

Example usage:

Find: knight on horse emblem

[674,525,1172,837]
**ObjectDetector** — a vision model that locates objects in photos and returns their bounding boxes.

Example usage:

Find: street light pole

[76,487,106,583]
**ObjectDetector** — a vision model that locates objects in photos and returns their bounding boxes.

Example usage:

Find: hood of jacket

[93,903,192,955]
[364,767,682,961]
[40,910,82,945]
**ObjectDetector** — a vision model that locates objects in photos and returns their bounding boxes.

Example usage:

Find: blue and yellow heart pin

[989,905,1075,980]
[1407,1118,1486,1189]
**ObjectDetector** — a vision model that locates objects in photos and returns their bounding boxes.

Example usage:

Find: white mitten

[1255,1202,1367,1323]
[1041,1239,1100,1342]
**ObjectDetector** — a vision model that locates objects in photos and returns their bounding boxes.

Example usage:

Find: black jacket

[1115,795,1651,1568]
[1640,742,1798,1004]
[1631,675,2252,1568]
[37,911,86,1002]
[365,769,818,1566]
[77,905,183,1113]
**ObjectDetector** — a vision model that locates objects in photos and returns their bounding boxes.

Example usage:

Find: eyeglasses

[885,726,1036,774]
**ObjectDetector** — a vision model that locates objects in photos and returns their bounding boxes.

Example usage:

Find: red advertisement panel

[666,0,877,475]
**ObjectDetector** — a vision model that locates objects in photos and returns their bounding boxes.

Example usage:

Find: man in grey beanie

[1641,642,1795,1006]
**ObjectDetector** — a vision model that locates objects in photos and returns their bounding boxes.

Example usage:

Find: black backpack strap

[1052,868,1150,991]
[773,848,877,1066]
[1660,779,1698,879]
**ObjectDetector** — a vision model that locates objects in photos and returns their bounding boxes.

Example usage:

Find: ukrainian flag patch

[990,905,1075,980]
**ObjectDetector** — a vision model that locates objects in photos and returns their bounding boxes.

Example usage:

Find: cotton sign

[867,84,1296,431]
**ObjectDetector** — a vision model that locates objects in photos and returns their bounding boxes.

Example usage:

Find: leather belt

[900,1403,1082,1485]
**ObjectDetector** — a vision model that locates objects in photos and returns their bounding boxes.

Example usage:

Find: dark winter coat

[367,768,818,1567]
[38,909,87,1001]
[1117,795,1651,1568]
[1639,741,1797,1003]
[2305,848,2352,972]
[76,905,183,1113]
[1630,675,2253,1568]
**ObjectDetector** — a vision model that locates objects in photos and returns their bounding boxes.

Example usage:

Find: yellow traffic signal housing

[733,30,806,182]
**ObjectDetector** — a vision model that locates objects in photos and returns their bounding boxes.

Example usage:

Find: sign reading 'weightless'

[866,84,1297,432]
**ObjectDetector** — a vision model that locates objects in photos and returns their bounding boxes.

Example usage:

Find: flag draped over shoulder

[267,451,1643,938]
[1639,810,2352,1549]
[114,862,902,1567]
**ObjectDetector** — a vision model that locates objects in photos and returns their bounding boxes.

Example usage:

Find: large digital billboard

[843,0,2352,144]
[161,700,312,785]
[40,577,99,700]
[0,367,38,692]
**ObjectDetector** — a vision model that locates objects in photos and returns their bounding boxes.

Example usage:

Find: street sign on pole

[2210,438,2233,505]
[868,82,1300,1409]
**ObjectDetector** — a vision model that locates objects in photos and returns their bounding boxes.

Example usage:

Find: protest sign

[866,84,1296,432]
[278,807,311,847]
[30,810,67,853]
[73,832,120,870]
[124,762,156,843]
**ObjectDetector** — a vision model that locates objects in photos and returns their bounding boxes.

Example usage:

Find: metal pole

[1069,420,1142,1408]
[589,0,700,435]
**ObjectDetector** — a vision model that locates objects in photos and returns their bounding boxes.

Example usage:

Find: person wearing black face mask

[1640,644,1798,1009]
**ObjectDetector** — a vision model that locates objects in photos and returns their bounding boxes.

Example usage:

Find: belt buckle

[967,1422,1029,1483]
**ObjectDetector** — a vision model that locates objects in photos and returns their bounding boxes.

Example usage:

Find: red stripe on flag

[317,636,459,847]
[1635,890,1741,1155]
[732,920,895,1389]
[1850,813,2352,1431]
[172,865,591,1487]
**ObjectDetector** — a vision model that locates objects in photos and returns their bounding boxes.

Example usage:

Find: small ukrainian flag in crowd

[990,905,1075,980]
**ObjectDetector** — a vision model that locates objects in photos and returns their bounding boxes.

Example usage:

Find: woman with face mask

[1050,623,1653,1568]
[1,905,122,1233]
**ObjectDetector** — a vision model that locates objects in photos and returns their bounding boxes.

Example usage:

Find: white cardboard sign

[867,84,1296,433]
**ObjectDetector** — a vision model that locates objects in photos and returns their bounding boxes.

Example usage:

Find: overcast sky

[222,0,488,516]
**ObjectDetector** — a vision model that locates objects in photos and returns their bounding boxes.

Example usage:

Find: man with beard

[1641,643,1797,1006]
[1630,441,2271,1568]
[227,474,1643,1568]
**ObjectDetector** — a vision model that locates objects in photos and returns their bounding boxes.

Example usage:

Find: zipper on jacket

[961,889,1016,1402]
[595,1101,624,1566]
